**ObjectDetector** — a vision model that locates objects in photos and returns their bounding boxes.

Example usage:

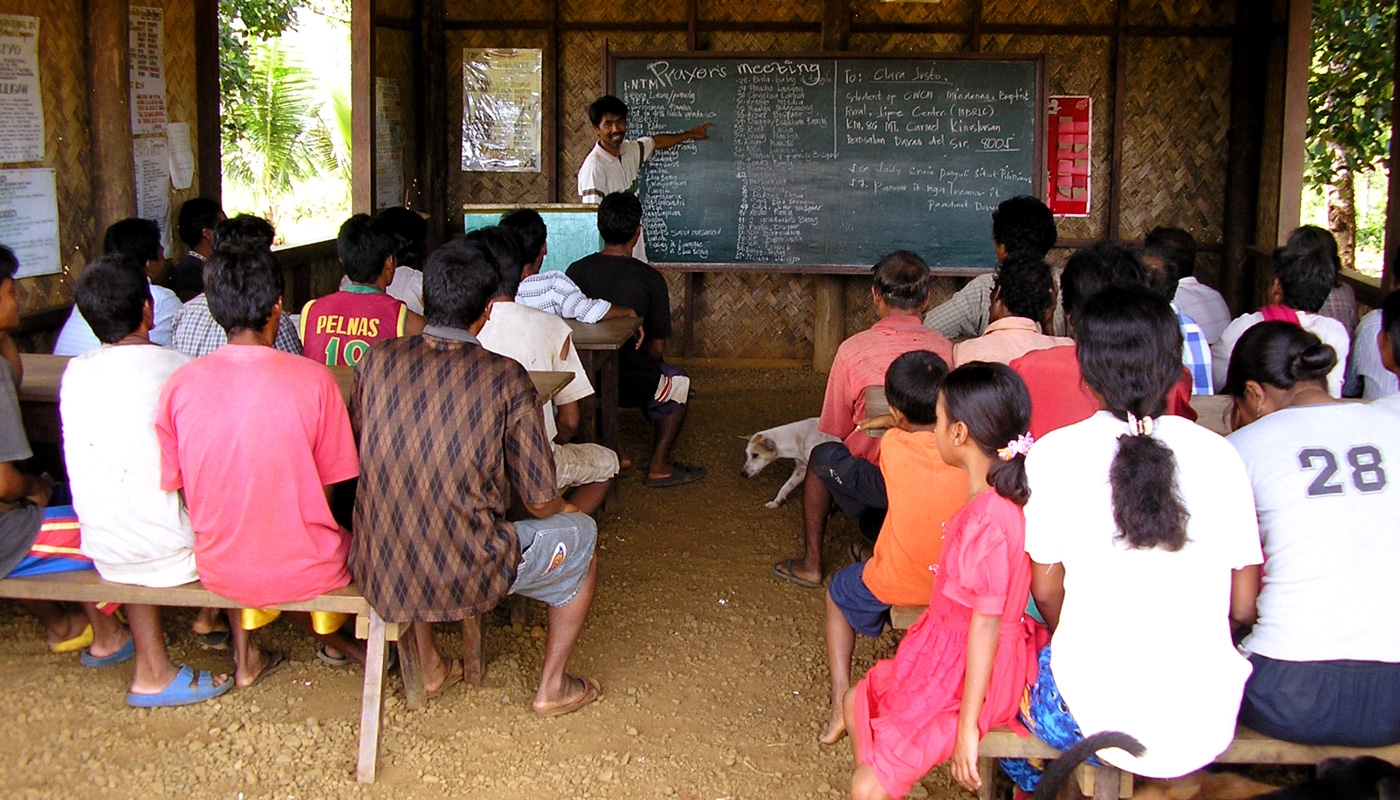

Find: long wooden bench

[0,569,416,784]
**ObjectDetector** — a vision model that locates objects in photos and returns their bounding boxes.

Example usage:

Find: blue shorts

[810,441,887,540]
[828,562,891,637]
[1241,653,1400,747]
[508,512,596,608]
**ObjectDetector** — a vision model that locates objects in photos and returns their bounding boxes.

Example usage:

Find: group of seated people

[768,196,1400,799]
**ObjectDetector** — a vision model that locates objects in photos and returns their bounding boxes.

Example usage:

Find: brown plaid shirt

[348,328,558,622]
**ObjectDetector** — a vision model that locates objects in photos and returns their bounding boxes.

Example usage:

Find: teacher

[577,95,713,261]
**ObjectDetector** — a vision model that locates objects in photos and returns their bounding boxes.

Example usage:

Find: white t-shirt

[1347,310,1398,399]
[1025,412,1262,779]
[577,138,654,261]
[1211,310,1351,397]
[1372,393,1400,417]
[1229,403,1400,663]
[54,281,181,355]
[60,345,198,587]
[1174,277,1232,345]
[478,301,593,440]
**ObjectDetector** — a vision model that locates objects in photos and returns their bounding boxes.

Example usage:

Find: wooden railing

[274,238,341,309]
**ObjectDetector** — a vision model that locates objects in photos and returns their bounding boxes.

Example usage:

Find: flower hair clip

[997,433,1034,461]
[1126,412,1155,437]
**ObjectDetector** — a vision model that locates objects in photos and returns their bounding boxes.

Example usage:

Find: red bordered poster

[1047,96,1091,217]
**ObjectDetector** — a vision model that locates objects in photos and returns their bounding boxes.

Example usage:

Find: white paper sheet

[166,121,194,190]
[0,168,60,277]
[0,15,45,163]
[129,6,167,135]
[134,137,170,247]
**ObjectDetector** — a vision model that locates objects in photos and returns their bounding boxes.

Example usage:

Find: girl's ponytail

[941,363,1033,506]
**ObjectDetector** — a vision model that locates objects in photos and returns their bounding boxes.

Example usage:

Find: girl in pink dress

[845,362,1047,800]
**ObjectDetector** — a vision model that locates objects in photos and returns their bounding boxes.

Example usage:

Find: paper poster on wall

[133,137,170,249]
[461,49,542,172]
[0,15,45,163]
[1047,96,1091,217]
[0,169,61,277]
[375,77,404,209]
[129,6,167,135]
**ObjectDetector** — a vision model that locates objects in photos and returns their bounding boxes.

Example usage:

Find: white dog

[740,418,840,509]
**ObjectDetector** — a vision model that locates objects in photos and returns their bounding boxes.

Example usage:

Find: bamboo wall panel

[376,27,420,209]
[846,33,971,53]
[561,0,686,24]
[702,31,822,54]
[445,0,549,24]
[160,0,202,257]
[983,0,1115,26]
[1127,0,1234,27]
[698,0,822,24]
[693,273,814,359]
[849,0,973,26]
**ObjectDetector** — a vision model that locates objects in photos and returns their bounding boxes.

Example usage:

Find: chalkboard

[463,204,601,273]
[611,54,1043,268]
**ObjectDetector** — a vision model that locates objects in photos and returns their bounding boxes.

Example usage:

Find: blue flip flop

[80,635,135,668]
[126,664,232,708]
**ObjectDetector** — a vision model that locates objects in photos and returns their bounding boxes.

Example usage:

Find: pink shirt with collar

[952,316,1073,367]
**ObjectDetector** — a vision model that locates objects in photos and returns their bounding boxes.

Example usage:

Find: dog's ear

[738,435,754,442]
[760,435,777,450]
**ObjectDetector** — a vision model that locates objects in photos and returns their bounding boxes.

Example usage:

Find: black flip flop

[645,463,707,488]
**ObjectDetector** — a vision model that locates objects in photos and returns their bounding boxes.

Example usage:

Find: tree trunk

[1327,144,1358,270]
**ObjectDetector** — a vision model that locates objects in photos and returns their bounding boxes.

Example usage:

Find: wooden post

[355,609,389,784]
[194,0,221,203]
[1106,4,1128,240]
[418,0,448,247]
[351,0,374,213]
[1384,7,1399,292]
[1276,0,1312,246]
[1220,0,1273,313]
[822,0,849,51]
[813,276,845,373]
[87,0,136,234]
[463,614,484,686]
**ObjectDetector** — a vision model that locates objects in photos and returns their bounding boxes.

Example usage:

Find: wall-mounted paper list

[166,122,194,189]
[0,15,44,163]
[0,168,61,277]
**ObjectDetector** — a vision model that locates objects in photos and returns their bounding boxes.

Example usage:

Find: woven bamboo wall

[375,26,420,208]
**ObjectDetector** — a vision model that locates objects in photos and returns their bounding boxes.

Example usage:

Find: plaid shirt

[171,294,303,358]
[515,271,612,323]
[923,270,1069,339]
[1176,306,1214,395]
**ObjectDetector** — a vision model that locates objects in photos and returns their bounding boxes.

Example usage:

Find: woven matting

[447,0,551,24]
[698,0,821,25]
[702,31,822,54]
[162,0,201,249]
[1126,0,1234,28]
[847,33,971,53]
[560,0,685,24]
[691,273,815,360]
[850,0,973,27]
[983,0,1114,27]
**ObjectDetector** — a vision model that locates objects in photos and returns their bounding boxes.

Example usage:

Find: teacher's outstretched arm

[650,123,712,151]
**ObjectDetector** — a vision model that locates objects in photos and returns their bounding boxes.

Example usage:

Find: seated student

[157,246,365,688]
[1010,241,1197,440]
[337,207,428,315]
[350,237,601,716]
[951,252,1071,366]
[924,195,1067,339]
[1003,286,1262,794]
[61,255,230,706]
[301,213,424,366]
[171,198,224,302]
[54,218,182,355]
[1148,226,1231,345]
[567,192,704,488]
[1289,225,1358,331]
[819,351,968,746]
[1224,323,1400,746]
[1211,242,1351,396]
[502,208,636,323]
[172,214,303,358]
[844,363,1044,800]
[1141,237,1213,394]
[773,251,953,590]
[473,225,618,515]
[1346,298,1399,401]
[1373,290,1400,414]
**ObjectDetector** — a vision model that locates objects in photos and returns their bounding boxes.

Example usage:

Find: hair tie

[1125,412,1155,437]
[997,433,1034,461]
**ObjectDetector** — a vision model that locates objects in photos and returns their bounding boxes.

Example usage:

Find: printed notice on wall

[461,49,541,172]
[0,169,61,277]
[129,6,167,135]
[134,137,170,239]
[0,16,44,163]
[166,121,195,190]
[376,77,404,209]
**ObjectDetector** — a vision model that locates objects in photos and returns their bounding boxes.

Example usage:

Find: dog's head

[740,433,779,477]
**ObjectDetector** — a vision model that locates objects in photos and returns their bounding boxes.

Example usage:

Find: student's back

[300,288,409,367]
[567,253,669,338]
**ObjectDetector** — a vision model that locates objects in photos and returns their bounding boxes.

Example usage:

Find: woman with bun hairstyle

[1225,322,1400,746]
[1006,286,1263,792]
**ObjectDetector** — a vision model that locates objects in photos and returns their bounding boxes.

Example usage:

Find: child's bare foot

[820,705,848,744]
[533,675,599,717]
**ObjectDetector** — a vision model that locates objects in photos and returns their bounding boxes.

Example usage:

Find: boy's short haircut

[588,95,629,126]
[884,350,950,426]
[103,218,162,264]
[993,252,1055,322]
[597,192,643,245]
[1060,240,1149,321]
[500,208,548,258]
[464,225,528,296]
[422,238,500,330]
[0,245,16,282]
[338,213,398,284]
[374,207,427,268]
[1272,243,1333,313]
[73,255,153,344]
[205,247,284,335]
[177,198,223,249]
[871,250,933,310]
[1143,226,1197,279]
[1381,289,1400,369]
[212,214,276,254]
[1286,225,1342,281]
[991,196,1057,258]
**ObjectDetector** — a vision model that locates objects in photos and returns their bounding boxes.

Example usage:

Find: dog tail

[1033,731,1145,800]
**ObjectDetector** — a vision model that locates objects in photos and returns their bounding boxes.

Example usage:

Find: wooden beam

[419,0,448,247]
[970,0,982,52]
[1106,3,1127,240]
[87,0,136,233]
[1220,0,1274,314]
[1385,6,1400,292]
[822,0,849,51]
[193,0,221,203]
[686,0,698,50]
[547,0,561,203]
[351,0,374,213]
[1276,0,1311,246]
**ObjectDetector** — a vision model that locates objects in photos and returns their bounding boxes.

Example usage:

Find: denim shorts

[509,512,597,607]
[810,441,887,540]
[828,562,891,637]
[1241,653,1400,747]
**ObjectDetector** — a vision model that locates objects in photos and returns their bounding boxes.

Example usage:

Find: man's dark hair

[212,214,275,253]
[1060,241,1149,322]
[1286,225,1342,284]
[1381,289,1400,372]
[588,95,629,127]
[991,196,1057,258]
[1143,226,1197,279]
[103,218,162,264]
[177,198,223,249]
[422,238,500,329]
[884,350,950,426]
[0,245,17,282]
[73,255,152,344]
[597,192,642,245]
[374,207,427,268]
[993,252,1056,322]
[205,247,284,335]
[500,208,547,259]
[338,213,398,284]
[871,250,933,310]
[465,225,528,297]
[1272,243,1334,313]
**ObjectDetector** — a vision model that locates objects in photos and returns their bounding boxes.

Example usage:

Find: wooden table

[566,316,643,454]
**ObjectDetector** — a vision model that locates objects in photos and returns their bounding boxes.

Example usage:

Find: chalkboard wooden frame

[606,51,1046,274]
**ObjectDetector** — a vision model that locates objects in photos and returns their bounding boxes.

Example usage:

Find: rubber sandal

[48,624,93,654]
[80,635,135,668]
[240,651,289,690]
[535,676,600,718]
[847,541,872,564]
[427,659,464,700]
[645,463,706,488]
[126,664,232,708]
[315,645,350,667]
[194,629,231,650]
[771,559,822,589]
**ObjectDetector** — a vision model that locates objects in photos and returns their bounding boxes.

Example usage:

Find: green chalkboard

[610,54,1043,268]
[463,204,601,273]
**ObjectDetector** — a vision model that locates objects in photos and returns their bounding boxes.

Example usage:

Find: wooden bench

[0,570,419,785]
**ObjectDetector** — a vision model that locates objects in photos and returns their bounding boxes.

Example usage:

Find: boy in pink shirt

[157,246,365,688]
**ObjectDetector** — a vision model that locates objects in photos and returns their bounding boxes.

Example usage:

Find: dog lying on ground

[740,418,839,509]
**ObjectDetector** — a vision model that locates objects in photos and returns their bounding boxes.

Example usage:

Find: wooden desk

[566,317,643,453]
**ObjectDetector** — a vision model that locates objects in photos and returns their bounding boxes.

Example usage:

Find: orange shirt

[861,427,969,606]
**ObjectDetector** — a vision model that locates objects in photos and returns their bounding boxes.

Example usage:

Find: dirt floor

[2,366,988,800]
